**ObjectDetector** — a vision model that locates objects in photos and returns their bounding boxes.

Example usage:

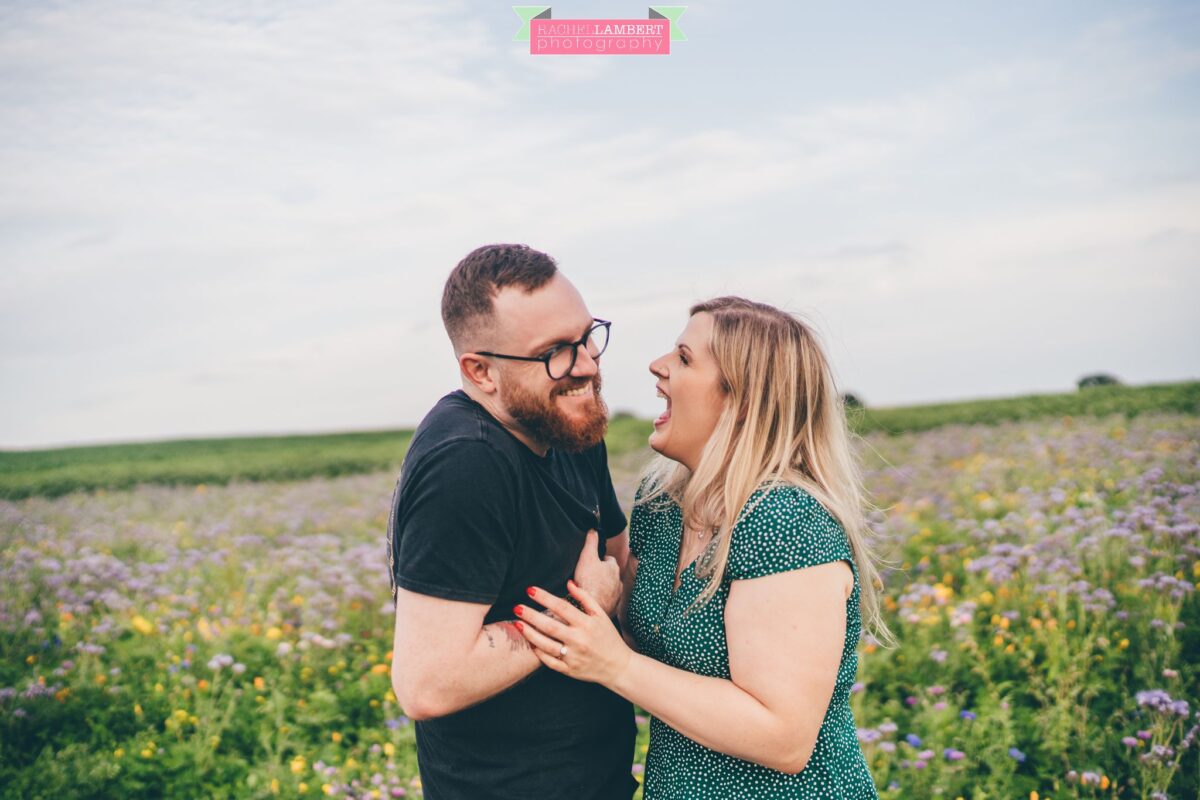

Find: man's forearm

[403,620,541,719]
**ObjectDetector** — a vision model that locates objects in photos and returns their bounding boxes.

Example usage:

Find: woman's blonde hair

[638,296,895,646]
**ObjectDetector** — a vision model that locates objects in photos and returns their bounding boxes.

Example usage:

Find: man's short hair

[441,244,558,354]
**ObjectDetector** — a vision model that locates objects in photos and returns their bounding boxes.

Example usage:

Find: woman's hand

[515,580,633,686]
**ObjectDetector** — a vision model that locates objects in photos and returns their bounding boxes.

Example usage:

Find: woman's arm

[516,561,850,774]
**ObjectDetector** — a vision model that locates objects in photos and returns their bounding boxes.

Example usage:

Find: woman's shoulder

[727,482,852,581]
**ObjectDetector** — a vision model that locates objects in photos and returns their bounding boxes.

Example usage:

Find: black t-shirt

[386,389,637,800]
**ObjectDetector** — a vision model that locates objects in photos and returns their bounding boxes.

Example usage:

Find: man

[387,244,637,799]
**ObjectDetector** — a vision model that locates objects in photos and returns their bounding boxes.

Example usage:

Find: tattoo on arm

[488,621,530,652]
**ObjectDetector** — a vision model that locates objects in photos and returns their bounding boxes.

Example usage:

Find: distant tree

[841,392,864,408]
[610,409,637,421]
[1077,373,1122,389]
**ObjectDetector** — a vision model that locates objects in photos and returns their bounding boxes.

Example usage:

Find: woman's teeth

[654,388,671,425]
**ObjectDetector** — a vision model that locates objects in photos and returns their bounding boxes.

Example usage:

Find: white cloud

[2,1,1198,446]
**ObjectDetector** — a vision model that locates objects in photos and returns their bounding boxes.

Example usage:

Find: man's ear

[459,353,498,394]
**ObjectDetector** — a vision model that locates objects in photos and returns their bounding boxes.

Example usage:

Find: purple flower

[905,734,922,747]
[960,710,977,721]
[1122,736,1139,747]
[943,748,966,761]
[1008,747,1026,762]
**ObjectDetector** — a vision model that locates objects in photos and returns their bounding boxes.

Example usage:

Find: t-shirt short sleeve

[392,438,517,605]
[592,439,628,540]
[726,485,854,582]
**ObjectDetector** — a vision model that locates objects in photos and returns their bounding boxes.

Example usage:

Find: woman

[514,297,893,798]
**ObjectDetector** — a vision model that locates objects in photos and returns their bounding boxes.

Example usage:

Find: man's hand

[571,530,621,617]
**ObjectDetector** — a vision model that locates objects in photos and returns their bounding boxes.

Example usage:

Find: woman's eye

[678,351,689,365]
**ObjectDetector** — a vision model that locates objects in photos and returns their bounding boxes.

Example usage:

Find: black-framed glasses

[476,319,611,380]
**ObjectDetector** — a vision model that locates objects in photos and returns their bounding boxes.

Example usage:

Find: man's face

[488,273,609,453]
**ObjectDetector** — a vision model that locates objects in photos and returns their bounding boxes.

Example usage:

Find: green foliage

[1,381,1196,501]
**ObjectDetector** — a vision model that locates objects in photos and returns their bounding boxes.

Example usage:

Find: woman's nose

[648,356,667,378]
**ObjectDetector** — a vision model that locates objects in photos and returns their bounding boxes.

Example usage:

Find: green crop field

[1,381,1197,798]
[2,381,1195,501]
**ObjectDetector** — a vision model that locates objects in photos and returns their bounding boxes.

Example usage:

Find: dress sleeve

[391,439,518,604]
[627,475,655,559]
[726,485,854,581]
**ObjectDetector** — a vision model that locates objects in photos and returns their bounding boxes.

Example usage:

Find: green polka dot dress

[626,482,879,799]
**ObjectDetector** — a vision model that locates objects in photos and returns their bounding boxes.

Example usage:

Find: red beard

[502,373,609,453]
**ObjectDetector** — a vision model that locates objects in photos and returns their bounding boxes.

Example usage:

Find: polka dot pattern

[626,483,879,798]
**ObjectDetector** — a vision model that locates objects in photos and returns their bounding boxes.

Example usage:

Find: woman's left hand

[515,580,633,686]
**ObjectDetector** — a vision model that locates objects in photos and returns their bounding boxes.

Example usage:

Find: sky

[1,1,1198,449]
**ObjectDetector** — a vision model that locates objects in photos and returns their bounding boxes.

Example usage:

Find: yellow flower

[383,743,395,757]
[1030,792,1039,800]
[371,663,389,675]
[254,676,266,690]
[299,783,308,793]
[131,615,154,635]
[134,703,143,716]
[270,778,280,794]
[114,748,124,758]
[331,732,342,743]
[266,627,283,640]
[1119,639,1130,650]
[1100,776,1110,790]
[291,756,306,774]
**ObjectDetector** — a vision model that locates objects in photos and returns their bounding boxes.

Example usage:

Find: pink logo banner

[531,18,670,55]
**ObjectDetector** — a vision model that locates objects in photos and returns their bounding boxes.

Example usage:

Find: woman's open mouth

[654,385,671,427]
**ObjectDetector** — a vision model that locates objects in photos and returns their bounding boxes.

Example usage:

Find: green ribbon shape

[512,6,551,41]
[649,6,687,41]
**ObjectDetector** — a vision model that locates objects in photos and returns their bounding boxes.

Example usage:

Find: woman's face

[648,312,727,471]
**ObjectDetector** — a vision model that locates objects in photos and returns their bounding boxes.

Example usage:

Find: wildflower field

[1,403,1197,798]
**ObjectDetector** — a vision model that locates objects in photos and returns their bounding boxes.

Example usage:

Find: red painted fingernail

[514,621,524,632]
[513,605,523,616]
[526,586,536,597]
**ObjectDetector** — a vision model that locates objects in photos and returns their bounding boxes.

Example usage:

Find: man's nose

[571,346,600,377]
